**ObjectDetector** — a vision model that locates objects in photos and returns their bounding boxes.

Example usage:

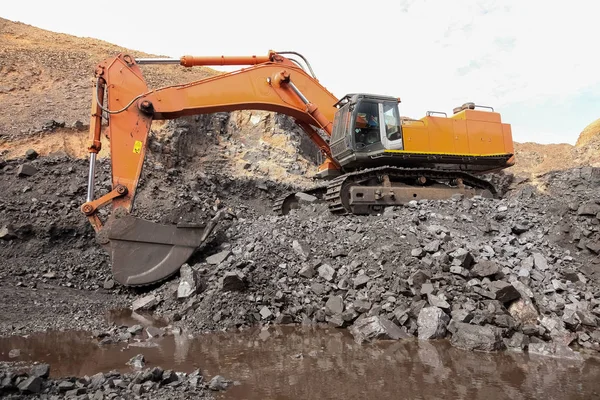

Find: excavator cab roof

[334,93,401,108]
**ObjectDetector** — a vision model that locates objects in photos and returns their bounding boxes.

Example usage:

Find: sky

[3,0,599,144]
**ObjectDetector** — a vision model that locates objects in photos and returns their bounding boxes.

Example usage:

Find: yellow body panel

[400,109,513,157]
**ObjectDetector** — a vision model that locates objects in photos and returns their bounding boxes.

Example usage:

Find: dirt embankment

[0,17,216,142]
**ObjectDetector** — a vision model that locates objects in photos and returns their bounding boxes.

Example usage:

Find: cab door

[330,105,354,161]
[379,102,404,150]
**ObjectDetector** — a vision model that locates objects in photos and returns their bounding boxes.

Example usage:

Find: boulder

[417,306,450,339]
[450,323,505,352]
[471,260,500,278]
[349,316,410,344]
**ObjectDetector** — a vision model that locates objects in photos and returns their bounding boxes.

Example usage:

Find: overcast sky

[3,0,599,144]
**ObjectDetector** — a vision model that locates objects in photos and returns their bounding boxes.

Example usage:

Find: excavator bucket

[102,210,226,286]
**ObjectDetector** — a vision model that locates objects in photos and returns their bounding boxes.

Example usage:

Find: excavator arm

[81,51,342,286]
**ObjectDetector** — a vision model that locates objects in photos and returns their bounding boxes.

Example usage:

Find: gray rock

[577,202,600,216]
[25,149,38,160]
[417,306,450,339]
[327,314,345,328]
[146,326,164,338]
[512,281,534,298]
[178,264,201,298]
[8,349,20,358]
[424,240,441,253]
[296,192,318,203]
[103,278,115,289]
[450,266,469,277]
[353,274,370,289]
[504,332,529,351]
[420,283,435,295]
[508,298,539,325]
[528,342,583,361]
[342,308,359,322]
[132,384,144,396]
[318,264,335,282]
[450,323,505,352]
[449,248,474,269]
[326,295,344,315]
[298,264,315,278]
[206,250,231,265]
[89,372,105,390]
[221,270,246,292]
[427,293,450,309]
[259,306,273,320]
[30,363,50,379]
[292,240,311,259]
[408,270,430,289]
[512,224,530,234]
[72,120,85,130]
[1,372,14,389]
[349,316,410,344]
[586,242,600,254]
[354,299,372,313]
[541,316,576,346]
[411,248,425,258]
[275,313,294,324]
[208,375,231,391]
[127,324,143,335]
[310,282,328,295]
[161,370,179,384]
[132,295,159,311]
[17,164,38,177]
[471,261,500,278]
[127,354,146,369]
[551,279,567,292]
[488,281,521,303]
[532,253,549,271]
[18,376,42,394]
[0,225,17,240]
[58,381,76,392]
[576,310,598,327]
[451,309,473,323]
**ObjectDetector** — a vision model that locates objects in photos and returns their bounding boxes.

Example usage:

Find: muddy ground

[1,118,600,398]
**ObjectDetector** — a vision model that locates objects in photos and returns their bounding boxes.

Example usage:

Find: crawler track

[275,166,497,216]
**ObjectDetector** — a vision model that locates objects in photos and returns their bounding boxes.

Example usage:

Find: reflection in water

[1,326,599,400]
[104,309,168,328]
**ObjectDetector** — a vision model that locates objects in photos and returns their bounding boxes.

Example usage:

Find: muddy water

[1,321,600,400]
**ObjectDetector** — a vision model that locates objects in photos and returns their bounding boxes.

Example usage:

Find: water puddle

[1,319,600,399]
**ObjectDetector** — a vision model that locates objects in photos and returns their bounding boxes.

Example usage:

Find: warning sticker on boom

[133,141,143,154]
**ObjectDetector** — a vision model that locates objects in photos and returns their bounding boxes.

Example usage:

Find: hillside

[0,17,217,141]
[0,17,320,185]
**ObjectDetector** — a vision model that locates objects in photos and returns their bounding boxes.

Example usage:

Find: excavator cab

[330,94,404,170]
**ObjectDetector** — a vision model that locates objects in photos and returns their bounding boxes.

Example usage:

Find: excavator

[80,50,514,287]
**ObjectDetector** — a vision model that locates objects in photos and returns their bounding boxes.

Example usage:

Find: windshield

[354,101,381,149]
